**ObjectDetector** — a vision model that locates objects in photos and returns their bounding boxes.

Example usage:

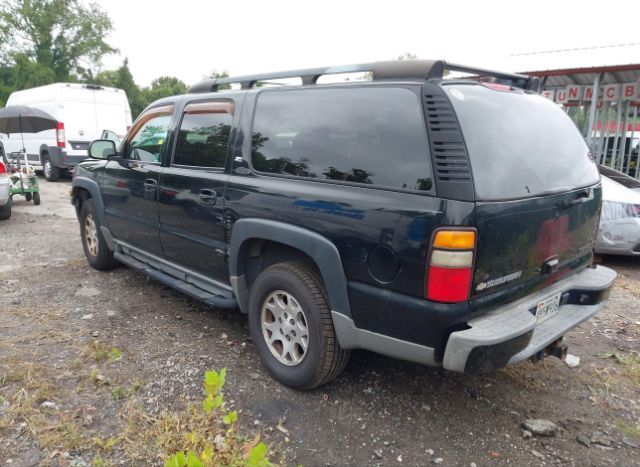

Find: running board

[113,251,238,309]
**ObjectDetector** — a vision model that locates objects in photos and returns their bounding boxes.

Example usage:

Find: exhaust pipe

[530,338,568,363]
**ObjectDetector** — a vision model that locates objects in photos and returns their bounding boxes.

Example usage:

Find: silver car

[598,165,640,193]
[595,176,640,256]
[0,158,11,220]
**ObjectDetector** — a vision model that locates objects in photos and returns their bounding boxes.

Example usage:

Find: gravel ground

[1,178,639,466]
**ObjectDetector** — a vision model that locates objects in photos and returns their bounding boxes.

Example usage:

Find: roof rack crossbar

[187,60,540,93]
[442,62,541,91]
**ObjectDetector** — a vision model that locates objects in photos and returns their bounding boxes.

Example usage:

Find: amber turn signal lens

[433,230,476,250]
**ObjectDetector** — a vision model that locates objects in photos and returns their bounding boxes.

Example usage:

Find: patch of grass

[91,343,123,364]
[130,378,144,394]
[0,359,86,452]
[615,420,640,440]
[91,341,112,362]
[93,435,121,452]
[120,370,277,466]
[111,386,128,400]
[596,351,640,385]
[107,348,122,363]
[499,362,550,392]
[614,277,640,299]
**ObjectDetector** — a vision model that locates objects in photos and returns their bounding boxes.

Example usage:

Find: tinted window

[251,87,432,192]
[128,114,171,163]
[174,112,232,167]
[446,84,599,200]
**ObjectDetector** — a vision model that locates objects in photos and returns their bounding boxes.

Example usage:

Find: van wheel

[80,199,119,270]
[0,197,11,220]
[32,192,41,205]
[248,261,350,389]
[42,154,60,182]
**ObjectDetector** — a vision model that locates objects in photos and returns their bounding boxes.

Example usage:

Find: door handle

[199,189,217,206]
[560,188,592,209]
[568,188,593,206]
[144,178,157,191]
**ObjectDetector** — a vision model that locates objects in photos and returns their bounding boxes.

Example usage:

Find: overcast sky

[100,0,640,87]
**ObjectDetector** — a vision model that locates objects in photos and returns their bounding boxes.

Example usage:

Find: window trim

[246,85,435,196]
[170,99,235,170]
[124,104,174,164]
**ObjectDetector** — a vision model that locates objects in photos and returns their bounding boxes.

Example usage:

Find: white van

[0,83,132,181]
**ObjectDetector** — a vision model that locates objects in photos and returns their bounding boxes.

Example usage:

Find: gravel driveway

[1,178,639,466]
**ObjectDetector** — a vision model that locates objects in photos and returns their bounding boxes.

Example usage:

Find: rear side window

[251,87,432,192]
[446,84,599,200]
[174,101,233,168]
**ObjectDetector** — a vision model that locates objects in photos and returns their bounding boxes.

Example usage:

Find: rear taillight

[0,161,6,175]
[426,229,476,303]
[56,122,66,148]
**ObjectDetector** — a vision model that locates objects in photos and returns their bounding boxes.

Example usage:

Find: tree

[205,70,230,90]
[95,59,145,118]
[142,76,188,104]
[0,0,116,82]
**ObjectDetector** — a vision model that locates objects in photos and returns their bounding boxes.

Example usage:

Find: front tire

[32,192,40,205]
[248,262,350,389]
[80,199,119,270]
[42,153,60,182]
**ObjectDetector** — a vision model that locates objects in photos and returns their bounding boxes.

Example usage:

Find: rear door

[94,88,132,141]
[102,104,174,257]
[157,99,235,284]
[443,83,602,310]
[60,86,100,157]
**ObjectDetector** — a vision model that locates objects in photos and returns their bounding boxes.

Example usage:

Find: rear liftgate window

[445,84,600,201]
[251,87,433,192]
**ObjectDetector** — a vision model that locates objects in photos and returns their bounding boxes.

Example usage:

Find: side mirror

[88,139,117,159]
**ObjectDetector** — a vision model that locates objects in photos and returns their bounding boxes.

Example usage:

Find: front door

[101,104,174,257]
[158,99,234,284]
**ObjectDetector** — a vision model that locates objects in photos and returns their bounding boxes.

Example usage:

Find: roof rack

[187,60,541,94]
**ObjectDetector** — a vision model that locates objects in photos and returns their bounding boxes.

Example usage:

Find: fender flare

[71,176,106,225]
[40,144,64,166]
[228,218,351,319]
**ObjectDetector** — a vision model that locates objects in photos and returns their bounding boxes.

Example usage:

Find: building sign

[602,84,620,101]
[622,82,639,99]
[541,89,555,100]
[543,82,640,103]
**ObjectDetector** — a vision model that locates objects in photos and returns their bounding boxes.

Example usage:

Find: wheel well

[72,187,91,216]
[40,149,49,162]
[243,239,320,288]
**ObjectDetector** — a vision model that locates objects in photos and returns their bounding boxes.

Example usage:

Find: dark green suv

[72,60,616,389]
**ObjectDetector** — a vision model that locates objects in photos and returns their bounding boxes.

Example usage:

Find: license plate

[535,292,562,324]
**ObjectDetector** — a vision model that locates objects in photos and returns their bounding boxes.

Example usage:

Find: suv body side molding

[112,239,237,309]
[331,312,438,365]
[228,218,351,318]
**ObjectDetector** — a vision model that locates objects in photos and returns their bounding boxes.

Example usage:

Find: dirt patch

[1,179,640,466]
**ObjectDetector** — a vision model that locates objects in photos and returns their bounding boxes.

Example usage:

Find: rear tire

[0,197,11,220]
[32,192,40,205]
[42,153,60,182]
[80,199,119,270]
[248,261,350,389]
